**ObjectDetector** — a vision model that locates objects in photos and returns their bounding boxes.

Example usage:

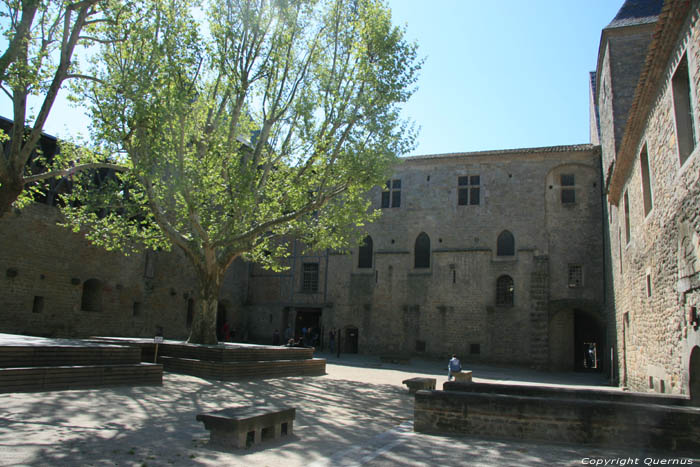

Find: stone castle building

[1,0,699,398]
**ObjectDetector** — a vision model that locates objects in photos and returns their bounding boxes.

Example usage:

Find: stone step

[0,363,163,393]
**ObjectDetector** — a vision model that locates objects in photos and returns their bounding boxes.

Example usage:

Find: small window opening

[646,274,652,297]
[660,380,665,393]
[561,174,575,204]
[458,175,480,206]
[133,301,142,317]
[414,233,431,269]
[568,265,583,288]
[302,263,320,292]
[496,275,514,306]
[415,340,426,352]
[32,296,44,314]
[497,230,515,256]
[672,54,696,165]
[381,179,401,208]
[649,376,654,389]
[358,235,373,268]
[470,343,481,354]
[81,278,102,312]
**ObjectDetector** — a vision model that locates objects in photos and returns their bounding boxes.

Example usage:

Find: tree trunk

[0,180,23,216]
[187,271,222,345]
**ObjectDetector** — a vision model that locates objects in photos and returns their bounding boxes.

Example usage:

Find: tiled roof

[606,0,663,29]
[404,144,599,161]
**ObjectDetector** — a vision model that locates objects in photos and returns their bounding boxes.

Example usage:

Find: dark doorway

[216,302,227,341]
[345,326,359,353]
[690,346,700,406]
[574,309,604,372]
[296,308,322,344]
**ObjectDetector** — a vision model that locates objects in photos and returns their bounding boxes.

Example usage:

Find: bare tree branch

[22,162,129,183]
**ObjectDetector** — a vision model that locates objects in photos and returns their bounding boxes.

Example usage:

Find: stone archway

[548,300,605,372]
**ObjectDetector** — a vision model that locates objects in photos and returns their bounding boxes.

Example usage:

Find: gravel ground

[1,351,696,467]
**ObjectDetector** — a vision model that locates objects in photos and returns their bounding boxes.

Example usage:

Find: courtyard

[1,352,695,466]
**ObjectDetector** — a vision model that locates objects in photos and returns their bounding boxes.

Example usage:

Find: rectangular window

[646,273,652,297]
[302,263,319,293]
[624,190,631,244]
[672,54,696,166]
[381,179,401,208]
[568,265,583,288]
[458,175,480,205]
[640,144,653,216]
[561,174,575,204]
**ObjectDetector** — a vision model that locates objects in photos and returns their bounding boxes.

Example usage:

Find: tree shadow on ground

[0,373,412,466]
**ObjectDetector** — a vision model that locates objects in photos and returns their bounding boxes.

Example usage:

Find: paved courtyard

[1,351,696,466]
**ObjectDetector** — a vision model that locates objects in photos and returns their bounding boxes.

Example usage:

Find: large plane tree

[63,0,420,344]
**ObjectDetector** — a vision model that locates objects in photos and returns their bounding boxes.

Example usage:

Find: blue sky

[387,0,622,155]
[2,1,624,156]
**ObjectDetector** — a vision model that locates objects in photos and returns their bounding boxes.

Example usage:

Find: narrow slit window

[640,144,653,216]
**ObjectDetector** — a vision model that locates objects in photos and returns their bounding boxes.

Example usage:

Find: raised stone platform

[414,385,700,453]
[197,405,295,449]
[0,333,162,393]
[91,337,326,380]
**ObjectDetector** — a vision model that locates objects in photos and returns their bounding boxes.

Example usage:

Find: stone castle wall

[604,3,700,395]
[0,203,247,340]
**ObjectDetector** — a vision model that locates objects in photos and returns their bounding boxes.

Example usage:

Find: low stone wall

[414,390,700,453]
[442,381,692,406]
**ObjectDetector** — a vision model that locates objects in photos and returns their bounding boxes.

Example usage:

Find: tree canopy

[0,0,131,215]
[62,0,421,344]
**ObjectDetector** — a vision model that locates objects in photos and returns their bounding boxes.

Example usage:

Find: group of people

[271,325,340,352]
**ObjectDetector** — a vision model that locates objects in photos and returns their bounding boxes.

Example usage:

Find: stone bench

[402,377,436,394]
[453,370,472,383]
[196,405,295,449]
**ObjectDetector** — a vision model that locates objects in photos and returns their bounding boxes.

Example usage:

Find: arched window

[496,275,514,306]
[497,230,515,256]
[81,278,102,312]
[358,235,373,268]
[414,232,431,269]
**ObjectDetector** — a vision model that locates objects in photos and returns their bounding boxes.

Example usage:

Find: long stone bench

[197,405,295,449]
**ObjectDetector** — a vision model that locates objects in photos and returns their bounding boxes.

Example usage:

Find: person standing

[329,328,336,353]
[448,354,462,380]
